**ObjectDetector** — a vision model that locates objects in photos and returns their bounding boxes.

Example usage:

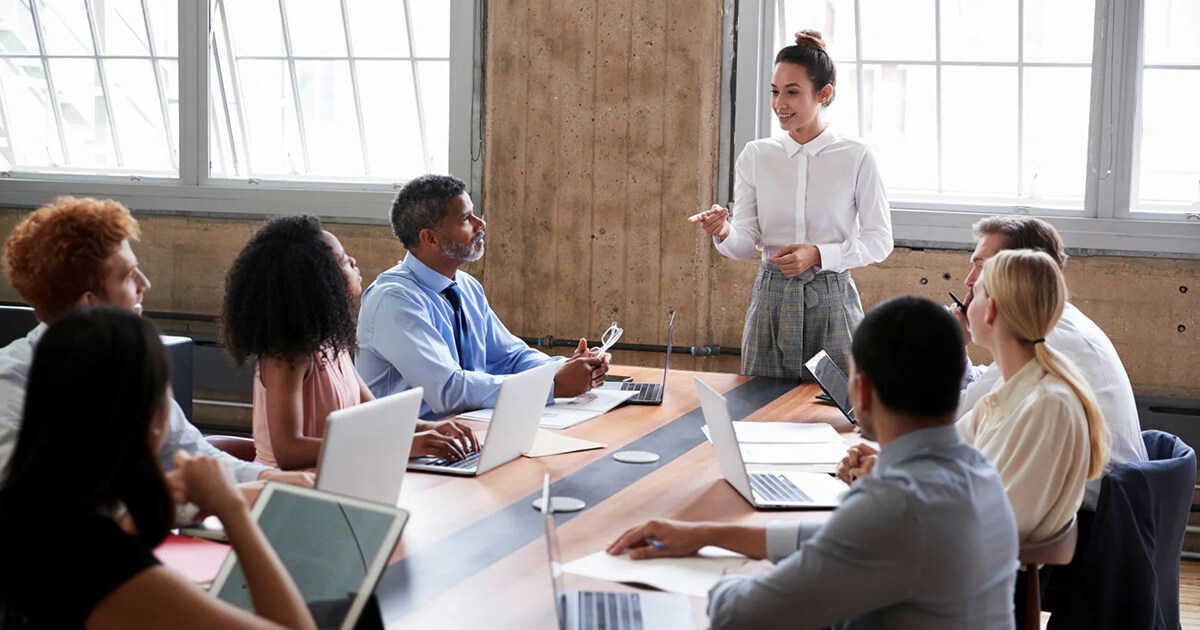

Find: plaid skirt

[740,264,864,379]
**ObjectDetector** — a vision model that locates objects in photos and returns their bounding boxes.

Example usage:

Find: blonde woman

[958,249,1110,542]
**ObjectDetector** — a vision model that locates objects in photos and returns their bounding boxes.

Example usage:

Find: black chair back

[0,305,38,347]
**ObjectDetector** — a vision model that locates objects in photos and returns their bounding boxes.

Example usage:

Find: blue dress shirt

[356,254,562,418]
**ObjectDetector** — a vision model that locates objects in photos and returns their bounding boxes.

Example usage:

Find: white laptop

[408,362,556,476]
[694,377,848,510]
[316,387,422,506]
[600,311,675,405]
[179,389,423,542]
[541,475,692,630]
[210,483,409,630]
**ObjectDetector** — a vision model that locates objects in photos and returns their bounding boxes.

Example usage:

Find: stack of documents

[564,546,747,598]
[459,389,636,429]
[702,421,849,466]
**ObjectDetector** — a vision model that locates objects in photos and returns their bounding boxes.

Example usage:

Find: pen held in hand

[948,291,966,314]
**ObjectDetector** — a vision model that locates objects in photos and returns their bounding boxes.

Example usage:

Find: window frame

[0,0,483,221]
[723,0,1200,257]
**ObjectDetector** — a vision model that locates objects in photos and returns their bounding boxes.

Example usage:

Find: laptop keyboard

[428,450,481,470]
[620,382,662,403]
[578,591,643,630]
[750,473,813,504]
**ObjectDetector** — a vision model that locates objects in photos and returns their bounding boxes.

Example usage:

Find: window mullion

[215,0,253,176]
[1114,0,1144,219]
[934,0,943,193]
[0,66,15,166]
[141,0,178,170]
[276,0,312,174]
[1017,0,1024,198]
[83,0,124,167]
[339,0,371,175]
[853,0,864,136]
[402,0,432,173]
[179,0,203,184]
[26,0,71,165]
[758,0,775,139]
[1092,0,1143,220]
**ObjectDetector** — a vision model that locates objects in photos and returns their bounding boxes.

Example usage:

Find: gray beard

[443,237,485,263]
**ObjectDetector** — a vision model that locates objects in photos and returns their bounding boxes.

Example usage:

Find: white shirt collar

[780,126,838,158]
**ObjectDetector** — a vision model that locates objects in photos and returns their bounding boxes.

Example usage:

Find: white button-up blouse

[715,128,894,273]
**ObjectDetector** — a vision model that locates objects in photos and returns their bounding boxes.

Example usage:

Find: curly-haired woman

[221,216,478,471]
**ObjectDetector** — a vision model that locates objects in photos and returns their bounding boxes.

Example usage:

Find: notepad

[459,389,636,429]
[563,546,747,598]
[701,420,843,444]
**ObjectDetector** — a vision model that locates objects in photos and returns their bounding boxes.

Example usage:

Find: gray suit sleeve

[158,401,270,483]
[707,479,921,630]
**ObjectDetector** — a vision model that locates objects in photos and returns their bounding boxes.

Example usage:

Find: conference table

[374,366,854,629]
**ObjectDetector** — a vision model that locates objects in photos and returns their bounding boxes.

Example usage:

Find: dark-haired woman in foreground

[690,30,893,378]
[221,215,477,471]
[0,307,315,630]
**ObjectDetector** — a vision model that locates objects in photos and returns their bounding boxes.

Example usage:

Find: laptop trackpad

[639,592,694,630]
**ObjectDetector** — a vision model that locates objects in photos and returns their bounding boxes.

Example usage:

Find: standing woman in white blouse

[691,30,893,378]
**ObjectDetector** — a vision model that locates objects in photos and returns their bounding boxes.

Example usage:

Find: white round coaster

[612,450,660,464]
[532,496,587,513]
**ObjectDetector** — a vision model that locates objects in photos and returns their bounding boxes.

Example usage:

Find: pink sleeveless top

[252,349,360,469]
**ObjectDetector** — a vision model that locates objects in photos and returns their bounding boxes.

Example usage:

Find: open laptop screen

[541,475,569,630]
[659,310,676,389]
[804,350,856,424]
[212,484,408,630]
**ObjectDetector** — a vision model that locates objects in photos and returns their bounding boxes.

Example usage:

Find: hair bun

[794,29,826,51]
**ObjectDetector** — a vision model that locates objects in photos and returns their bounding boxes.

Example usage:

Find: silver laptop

[408,362,556,476]
[803,350,857,425]
[210,483,409,630]
[316,387,422,507]
[600,311,675,405]
[694,377,847,510]
[541,475,692,630]
[179,389,423,542]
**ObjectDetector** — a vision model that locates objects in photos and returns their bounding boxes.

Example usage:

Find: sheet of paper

[458,389,636,429]
[739,441,850,465]
[155,533,230,586]
[553,389,637,413]
[701,421,843,444]
[475,428,606,458]
[525,430,605,457]
[563,546,747,598]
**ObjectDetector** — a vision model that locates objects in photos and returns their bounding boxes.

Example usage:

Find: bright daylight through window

[0,0,454,185]
[766,0,1200,218]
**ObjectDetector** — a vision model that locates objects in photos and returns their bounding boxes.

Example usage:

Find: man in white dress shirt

[953,216,1146,510]
[0,197,309,488]
[841,216,1146,511]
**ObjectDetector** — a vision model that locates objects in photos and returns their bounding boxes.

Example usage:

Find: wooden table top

[376,366,853,629]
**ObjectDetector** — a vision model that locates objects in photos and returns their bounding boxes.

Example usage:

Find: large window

[1135,0,1200,214]
[208,0,451,181]
[0,0,179,174]
[0,0,479,218]
[729,0,1200,254]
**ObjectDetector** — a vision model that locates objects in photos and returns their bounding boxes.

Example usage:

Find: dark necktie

[441,283,471,369]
